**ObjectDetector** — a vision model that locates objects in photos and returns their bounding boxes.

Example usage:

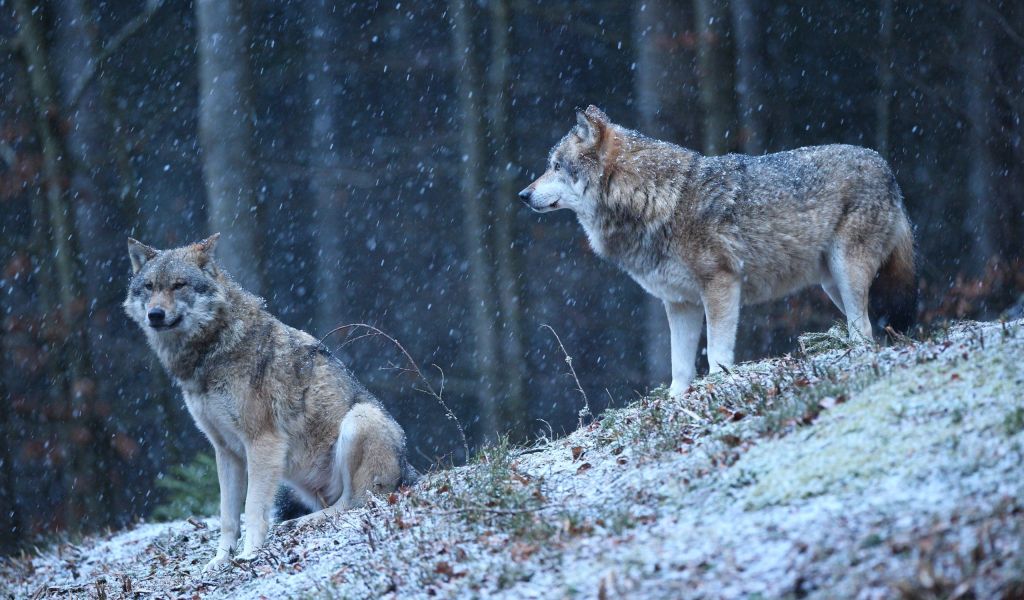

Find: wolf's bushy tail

[870,214,918,333]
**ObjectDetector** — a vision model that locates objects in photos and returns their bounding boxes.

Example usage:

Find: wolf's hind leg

[665,301,703,397]
[281,404,402,530]
[701,274,741,374]
[821,280,846,316]
[335,403,402,509]
[828,249,874,342]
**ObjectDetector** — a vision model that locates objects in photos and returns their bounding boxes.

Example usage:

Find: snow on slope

[4,319,1023,599]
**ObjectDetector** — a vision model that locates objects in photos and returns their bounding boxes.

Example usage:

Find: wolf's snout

[518,187,532,203]
[147,307,166,326]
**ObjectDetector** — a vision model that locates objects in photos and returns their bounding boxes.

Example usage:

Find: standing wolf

[124,234,412,571]
[520,106,916,397]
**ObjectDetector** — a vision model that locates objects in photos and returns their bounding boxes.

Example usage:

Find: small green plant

[1003,406,1024,436]
[152,453,219,521]
[798,322,855,355]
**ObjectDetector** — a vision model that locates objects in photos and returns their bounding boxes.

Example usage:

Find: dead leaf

[720,434,742,447]
[576,462,592,474]
[571,446,585,461]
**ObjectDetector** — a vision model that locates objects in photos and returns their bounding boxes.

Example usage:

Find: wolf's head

[123,234,227,339]
[518,105,618,215]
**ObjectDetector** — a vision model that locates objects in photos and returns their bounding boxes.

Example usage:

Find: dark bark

[450,0,501,443]
[963,0,998,273]
[694,0,734,155]
[13,0,108,532]
[729,0,767,155]
[875,0,894,159]
[304,0,350,336]
[195,0,263,292]
[486,0,528,434]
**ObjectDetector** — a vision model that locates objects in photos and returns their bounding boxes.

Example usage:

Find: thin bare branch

[320,323,470,461]
[66,0,166,110]
[980,1,1024,48]
[540,324,592,426]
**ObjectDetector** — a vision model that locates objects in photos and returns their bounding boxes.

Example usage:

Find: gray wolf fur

[520,105,916,397]
[124,234,412,571]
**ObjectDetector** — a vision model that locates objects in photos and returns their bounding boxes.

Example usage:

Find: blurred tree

[195,0,264,292]
[12,0,111,533]
[963,0,997,274]
[694,0,734,155]
[0,310,18,553]
[304,0,350,336]
[449,0,501,442]
[729,0,767,155]
[874,0,894,159]
[485,0,528,434]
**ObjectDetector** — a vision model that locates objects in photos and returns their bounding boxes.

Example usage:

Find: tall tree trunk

[963,1,997,274]
[729,0,767,155]
[450,0,501,444]
[50,0,134,523]
[694,0,733,155]
[486,0,527,435]
[305,0,350,336]
[195,0,263,291]
[633,0,674,387]
[874,0,894,159]
[765,5,793,150]
[0,300,19,553]
[13,0,106,533]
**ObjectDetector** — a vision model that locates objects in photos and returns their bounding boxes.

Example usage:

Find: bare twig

[320,323,470,461]
[540,324,592,426]
[186,517,207,530]
[980,1,1024,48]
[66,0,166,110]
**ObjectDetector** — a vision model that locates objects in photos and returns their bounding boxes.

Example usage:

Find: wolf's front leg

[702,274,741,374]
[665,301,704,397]
[203,446,246,572]
[236,435,287,561]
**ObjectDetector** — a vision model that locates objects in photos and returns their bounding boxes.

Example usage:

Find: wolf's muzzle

[518,187,533,206]
[148,307,166,325]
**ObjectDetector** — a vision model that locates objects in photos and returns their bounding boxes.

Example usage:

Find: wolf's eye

[144,282,153,291]
[171,281,187,291]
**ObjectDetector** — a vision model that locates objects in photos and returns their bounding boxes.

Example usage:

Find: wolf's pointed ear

[127,237,158,274]
[193,233,220,270]
[575,105,610,148]
[197,232,220,255]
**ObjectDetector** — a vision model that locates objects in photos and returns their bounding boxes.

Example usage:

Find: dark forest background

[1,0,1022,553]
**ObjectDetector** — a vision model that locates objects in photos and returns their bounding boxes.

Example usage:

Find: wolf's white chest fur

[628,258,702,305]
[183,390,245,458]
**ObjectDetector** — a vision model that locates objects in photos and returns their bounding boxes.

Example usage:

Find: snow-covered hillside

[4,319,1023,599]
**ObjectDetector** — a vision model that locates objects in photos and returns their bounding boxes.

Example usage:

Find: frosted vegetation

[4,319,1022,599]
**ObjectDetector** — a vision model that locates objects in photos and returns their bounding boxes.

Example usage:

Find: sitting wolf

[124,234,413,571]
[519,105,916,397]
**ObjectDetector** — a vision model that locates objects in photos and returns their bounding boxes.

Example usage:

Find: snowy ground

[3,319,1023,599]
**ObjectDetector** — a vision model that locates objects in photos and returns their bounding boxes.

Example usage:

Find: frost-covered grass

[3,319,1023,599]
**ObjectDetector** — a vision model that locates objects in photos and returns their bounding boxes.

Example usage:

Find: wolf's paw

[278,510,327,533]
[202,551,231,573]
[234,549,259,562]
[668,381,691,399]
